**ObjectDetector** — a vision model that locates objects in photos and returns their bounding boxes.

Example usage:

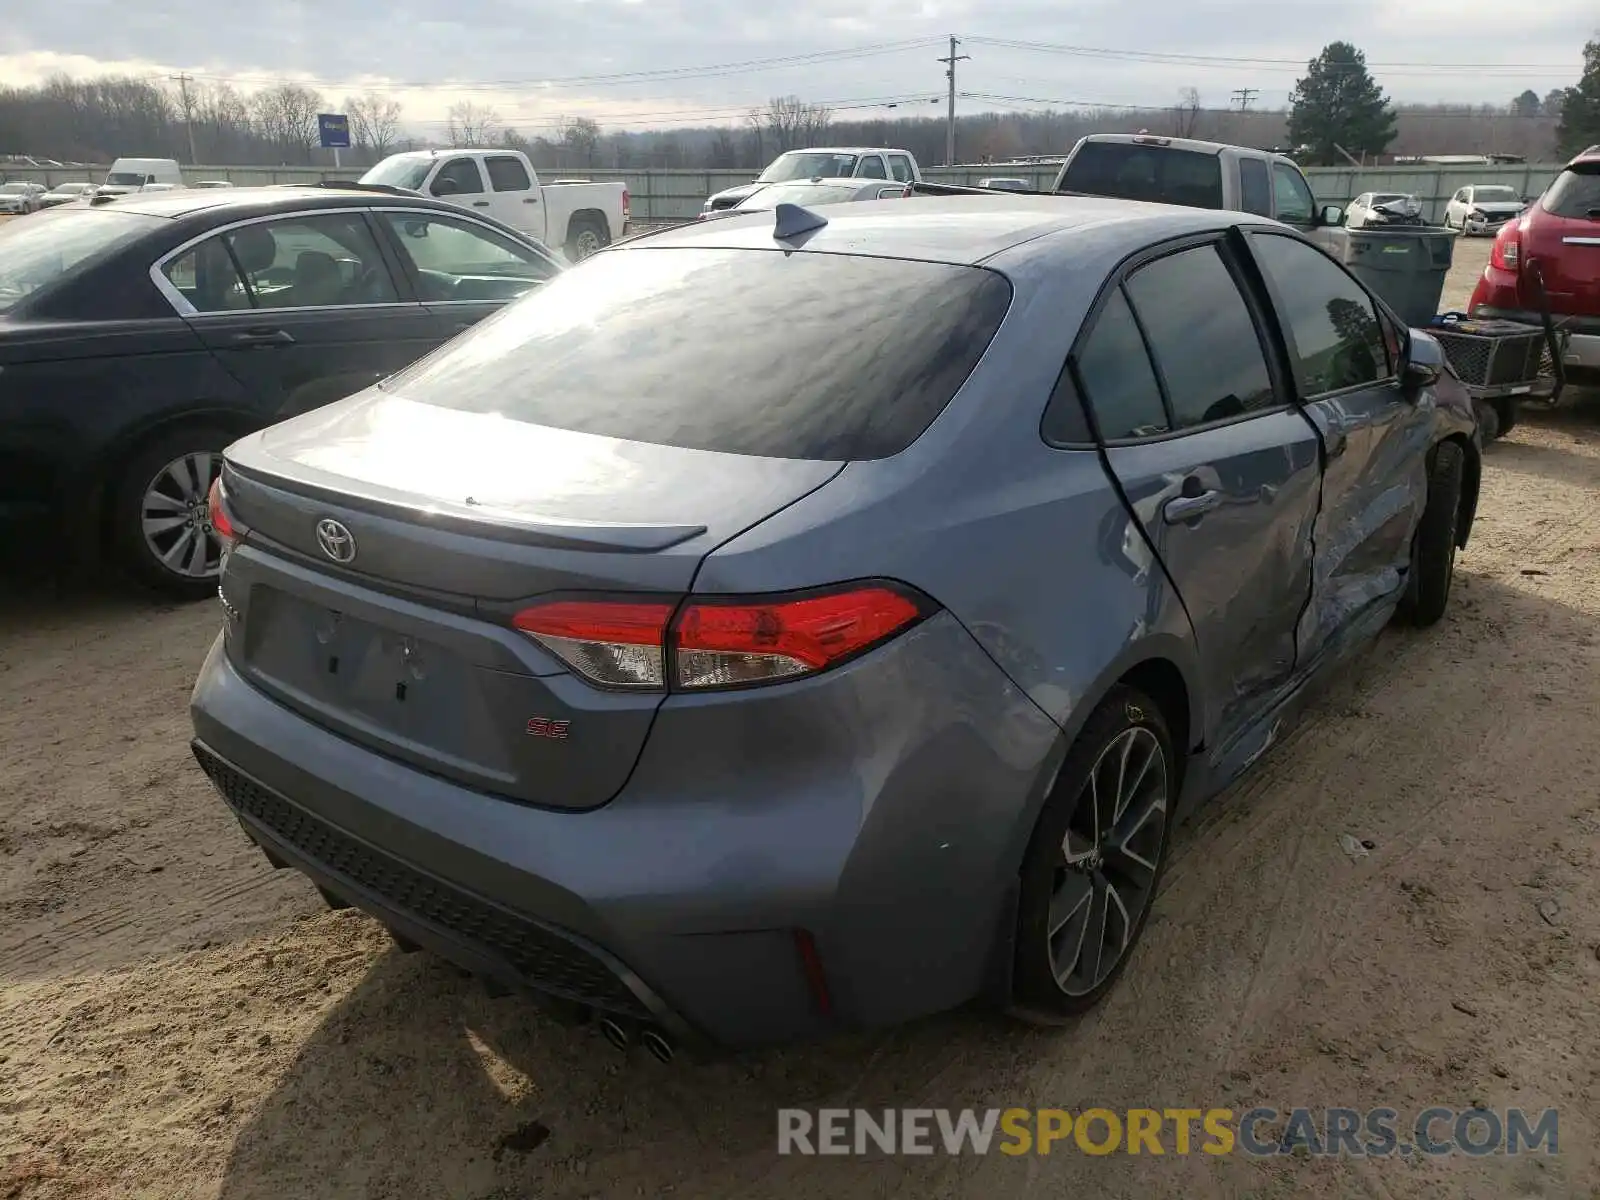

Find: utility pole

[938,36,969,167]
[1231,87,1259,112]
[170,72,198,165]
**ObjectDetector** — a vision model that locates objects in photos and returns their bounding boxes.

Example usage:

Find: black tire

[1399,439,1465,628]
[1010,685,1176,1023]
[1493,398,1519,437]
[565,217,609,262]
[1473,398,1500,443]
[108,423,234,601]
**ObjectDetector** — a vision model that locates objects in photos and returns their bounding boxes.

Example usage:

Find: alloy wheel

[573,228,603,259]
[140,451,223,579]
[1045,725,1169,996]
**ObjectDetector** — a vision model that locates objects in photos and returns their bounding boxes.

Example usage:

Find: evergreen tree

[1289,43,1398,165]
[1555,39,1600,157]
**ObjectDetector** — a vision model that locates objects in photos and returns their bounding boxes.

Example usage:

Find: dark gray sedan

[192,195,1479,1053]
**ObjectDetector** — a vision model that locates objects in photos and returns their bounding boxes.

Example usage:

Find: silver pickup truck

[1051,134,1345,252]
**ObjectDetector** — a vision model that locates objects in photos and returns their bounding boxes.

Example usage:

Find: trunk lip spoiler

[223,458,709,553]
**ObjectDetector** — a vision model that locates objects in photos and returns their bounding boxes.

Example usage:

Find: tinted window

[1060,142,1224,210]
[219,213,399,310]
[1272,163,1315,224]
[380,212,556,302]
[888,155,914,183]
[486,155,532,192]
[1126,245,1276,428]
[1544,164,1600,219]
[162,237,251,313]
[0,208,160,313]
[385,248,1013,461]
[1251,233,1388,394]
[859,156,888,179]
[1072,288,1168,440]
[1239,159,1271,216]
[433,157,484,196]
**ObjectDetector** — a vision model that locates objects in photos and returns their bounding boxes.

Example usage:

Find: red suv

[1470,146,1600,386]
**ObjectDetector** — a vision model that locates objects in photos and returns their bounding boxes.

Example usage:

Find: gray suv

[191,195,1479,1052]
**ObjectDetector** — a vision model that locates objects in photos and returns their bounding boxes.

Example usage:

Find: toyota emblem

[315,518,357,564]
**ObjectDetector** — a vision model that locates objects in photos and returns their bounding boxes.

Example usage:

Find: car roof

[774,146,908,156]
[1568,146,1600,167]
[87,185,441,220]
[630,194,1253,266]
[1078,133,1290,161]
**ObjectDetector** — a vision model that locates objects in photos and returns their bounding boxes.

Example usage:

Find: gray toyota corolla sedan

[190,195,1479,1053]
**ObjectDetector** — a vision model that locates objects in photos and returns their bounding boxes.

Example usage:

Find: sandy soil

[4,238,1600,1200]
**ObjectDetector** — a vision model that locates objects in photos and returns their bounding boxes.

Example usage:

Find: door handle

[229,328,294,347]
[523,196,539,204]
[472,200,490,207]
[1163,489,1222,524]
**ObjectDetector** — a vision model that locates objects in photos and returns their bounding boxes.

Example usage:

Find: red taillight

[512,600,674,689]
[621,187,631,221]
[511,585,929,692]
[1490,221,1521,271]
[208,476,242,547]
[674,587,924,689]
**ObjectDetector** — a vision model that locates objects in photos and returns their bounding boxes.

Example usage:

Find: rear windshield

[1059,142,1224,210]
[0,208,160,313]
[1544,164,1600,219]
[383,247,1013,460]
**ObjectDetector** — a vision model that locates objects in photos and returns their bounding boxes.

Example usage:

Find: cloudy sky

[2,0,1591,134]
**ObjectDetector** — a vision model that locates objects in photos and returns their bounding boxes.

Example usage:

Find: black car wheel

[1010,685,1175,1022]
[1399,439,1465,628]
[110,425,233,600]
[566,218,609,261]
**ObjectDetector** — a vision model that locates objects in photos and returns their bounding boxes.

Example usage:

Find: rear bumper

[189,613,1062,1048]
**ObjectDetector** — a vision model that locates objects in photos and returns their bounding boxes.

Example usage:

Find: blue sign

[317,113,351,149]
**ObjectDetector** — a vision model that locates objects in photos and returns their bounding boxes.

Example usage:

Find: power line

[959,90,1563,118]
[937,36,970,166]
[1231,87,1259,112]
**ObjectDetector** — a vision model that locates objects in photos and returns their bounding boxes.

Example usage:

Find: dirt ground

[4,237,1600,1199]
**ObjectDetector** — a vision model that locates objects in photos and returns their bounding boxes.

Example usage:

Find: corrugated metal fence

[3,163,1566,224]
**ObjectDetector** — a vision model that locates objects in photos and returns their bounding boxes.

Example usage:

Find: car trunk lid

[218,388,843,809]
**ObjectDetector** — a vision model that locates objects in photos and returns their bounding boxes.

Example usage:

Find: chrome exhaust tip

[639,1028,674,1064]
[597,1017,631,1051]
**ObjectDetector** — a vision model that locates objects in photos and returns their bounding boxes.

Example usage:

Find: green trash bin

[1332,227,1456,327]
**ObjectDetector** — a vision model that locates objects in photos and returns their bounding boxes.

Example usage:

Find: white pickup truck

[360,148,629,260]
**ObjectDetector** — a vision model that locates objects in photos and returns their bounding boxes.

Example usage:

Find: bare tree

[346,91,403,161]
[558,116,602,166]
[446,101,500,147]
[763,95,832,154]
[250,82,324,163]
[1174,87,1202,138]
[743,107,766,165]
[704,128,739,169]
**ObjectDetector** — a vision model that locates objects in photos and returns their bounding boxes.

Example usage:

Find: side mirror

[1401,331,1443,394]
[432,178,460,197]
[1319,204,1346,227]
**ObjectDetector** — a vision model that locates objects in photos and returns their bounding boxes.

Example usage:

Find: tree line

[2,40,1597,174]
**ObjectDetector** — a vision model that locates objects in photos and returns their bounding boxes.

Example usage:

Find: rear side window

[1125,244,1276,428]
[1250,233,1388,395]
[1239,159,1272,216]
[1071,289,1169,440]
[1060,142,1224,210]
[859,156,888,180]
[1543,164,1600,219]
[0,208,159,313]
[888,155,914,183]
[384,248,1013,461]
[486,155,532,192]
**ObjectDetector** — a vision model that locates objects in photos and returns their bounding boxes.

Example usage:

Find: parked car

[1444,184,1527,236]
[97,156,183,198]
[1051,134,1345,253]
[190,195,1478,1054]
[38,181,95,208]
[360,148,628,261]
[1469,147,1600,386]
[701,147,922,215]
[0,181,47,214]
[978,176,1034,192]
[0,186,563,597]
[1346,192,1424,229]
[698,176,908,219]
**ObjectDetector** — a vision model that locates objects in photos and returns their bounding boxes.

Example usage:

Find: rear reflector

[511,584,929,692]
[512,600,674,689]
[208,476,243,548]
